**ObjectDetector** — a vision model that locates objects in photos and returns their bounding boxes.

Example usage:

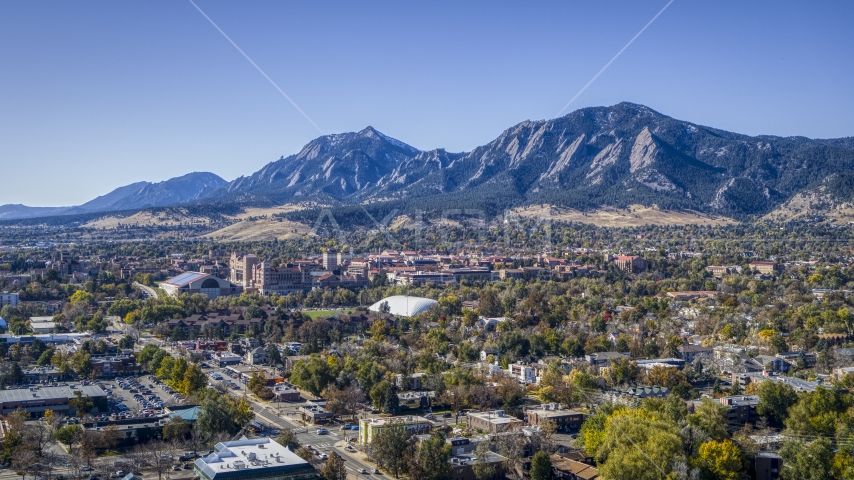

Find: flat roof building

[359,415,431,444]
[0,385,107,416]
[466,410,524,434]
[0,292,18,307]
[524,404,586,432]
[194,436,318,480]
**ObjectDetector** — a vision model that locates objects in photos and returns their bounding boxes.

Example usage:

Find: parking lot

[95,375,187,420]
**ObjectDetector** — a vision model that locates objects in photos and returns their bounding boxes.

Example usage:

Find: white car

[316,428,329,435]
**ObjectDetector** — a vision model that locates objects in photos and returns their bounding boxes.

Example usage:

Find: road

[133,281,158,299]
[245,396,378,479]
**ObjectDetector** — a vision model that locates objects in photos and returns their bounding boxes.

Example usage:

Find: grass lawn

[303,309,356,319]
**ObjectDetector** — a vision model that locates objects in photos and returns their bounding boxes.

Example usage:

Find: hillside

[763,173,854,222]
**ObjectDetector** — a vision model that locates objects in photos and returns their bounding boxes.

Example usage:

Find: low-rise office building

[299,404,335,424]
[212,352,242,367]
[271,384,301,402]
[194,436,318,480]
[90,355,141,378]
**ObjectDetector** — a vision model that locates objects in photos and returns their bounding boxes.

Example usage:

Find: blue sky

[1,1,852,206]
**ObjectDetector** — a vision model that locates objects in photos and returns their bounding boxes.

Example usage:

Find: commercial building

[89,355,141,378]
[358,416,431,444]
[0,385,107,416]
[0,292,18,307]
[270,385,301,402]
[194,436,318,480]
[29,316,61,334]
[524,404,585,432]
[212,352,242,367]
[161,272,242,299]
[466,410,524,434]
[0,333,89,344]
[299,404,335,424]
[23,366,63,383]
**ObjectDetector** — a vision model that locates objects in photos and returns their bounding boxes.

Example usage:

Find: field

[302,309,357,319]
[513,204,737,227]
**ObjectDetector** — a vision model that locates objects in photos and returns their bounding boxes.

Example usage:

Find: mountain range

[0,172,226,220]
[4,102,853,222]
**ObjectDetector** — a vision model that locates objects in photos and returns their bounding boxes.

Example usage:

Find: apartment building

[0,291,19,307]
[466,410,524,434]
[524,403,586,432]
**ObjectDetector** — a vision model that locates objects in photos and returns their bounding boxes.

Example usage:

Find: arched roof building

[368,295,438,317]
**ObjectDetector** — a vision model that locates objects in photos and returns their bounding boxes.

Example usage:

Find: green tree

[162,416,191,440]
[70,350,91,377]
[276,428,300,450]
[383,387,400,415]
[530,451,552,480]
[689,398,729,441]
[290,354,334,396]
[321,451,347,480]
[756,380,798,426]
[54,424,83,445]
[592,411,683,480]
[409,432,452,480]
[181,363,208,395]
[370,380,393,410]
[196,394,253,440]
[369,423,413,478]
[69,290,93,305]
[697,439,745,480]
[472,440,498,480]
[69,391,93,417]
[780,438,834,480]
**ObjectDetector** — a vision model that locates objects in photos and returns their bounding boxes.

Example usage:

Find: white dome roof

[368,295,438,317]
